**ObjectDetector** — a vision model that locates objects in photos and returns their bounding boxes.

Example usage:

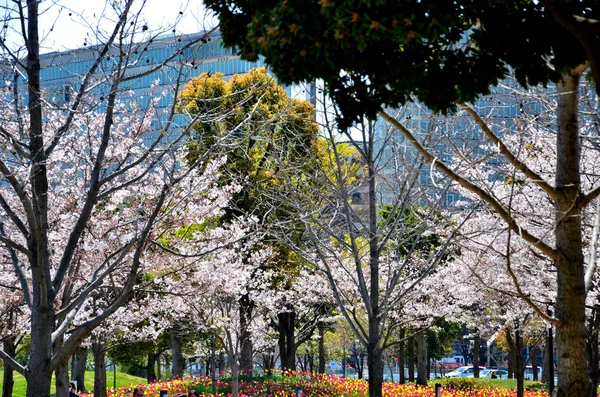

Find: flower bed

[80,371,550,397]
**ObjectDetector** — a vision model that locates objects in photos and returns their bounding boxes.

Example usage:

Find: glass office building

[27,31,268,145]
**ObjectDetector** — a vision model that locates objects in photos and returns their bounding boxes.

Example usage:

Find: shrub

[444,377,477,390]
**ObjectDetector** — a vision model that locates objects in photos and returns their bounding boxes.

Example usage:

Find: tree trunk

[25,310,54,397]
[358,354,364,379]
[219,355,226,374]
[147,352,157,383]
[416,332,427,386]
[170,328,185,378]
[230,355,239,397]
[211,332,217,394]
[54,358,69,397]
[261,352,275,376]
[506,328,516,379]
[277,311,296,370]
[365,129,384,397]
[366,335,383,397]
[24,1,54,394]
[398,328,405,384]
[531,346,539,382]
[92,341,107,397]
[473,334,480,378]
[72,346,88,393]
[318,325,326,374]
[239,294,254,374]
[554,71,592,397]
[2,337,16,397]
[407,335,415,382]
[515,329,524,397]
[53,318,69,397]
[157,354,163,380]
[542,340,550,383]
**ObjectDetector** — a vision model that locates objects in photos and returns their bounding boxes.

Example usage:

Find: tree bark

[318,325,326,374]
[554,71,592,397]
[72,346,88,393]
[531,345,539,382]
[54,358,69,397]
[515,329,524,397]
[416,331,427,386]
[506,328,516,379]
[398,328,405,383]
[366,333,383,397]
[2,337,16,397]
[277,311,296,370]
[170,328,185,378]
[25,309,54,397]
[407,335,415,382]
[239,294,254,374]
[92,341,107,397]
[365,131,385,397]
[230,356,239,397]
[157,354,163,380]
[147,352,157,383]
[542,340,550,383]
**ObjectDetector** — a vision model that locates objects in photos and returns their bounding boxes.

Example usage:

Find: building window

[445,193,456,206]
[64,84,72,103]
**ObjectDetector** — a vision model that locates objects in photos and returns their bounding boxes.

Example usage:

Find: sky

[3,0,215,53]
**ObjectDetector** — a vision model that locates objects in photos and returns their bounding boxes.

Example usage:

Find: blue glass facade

[30,31,267,146]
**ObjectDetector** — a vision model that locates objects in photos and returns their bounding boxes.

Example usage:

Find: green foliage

[433,377,552,392]
[109,332,172,376]
[205,0,590,129]
[378,205,442,256]
[426,319,463,361]
[179,67,319,229]
[442,377,477,390]
[109,341,155,366]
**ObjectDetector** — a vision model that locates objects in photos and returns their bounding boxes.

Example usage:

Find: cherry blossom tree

[163,222,273,397]
[178,67,331,373]
[383,75,600,394]
[378,68,600,396]
[0,2,249,396]
[263,93,467,394]
[0,265,27,397]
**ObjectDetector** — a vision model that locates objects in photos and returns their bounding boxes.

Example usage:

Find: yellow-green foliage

[179,67,319,192]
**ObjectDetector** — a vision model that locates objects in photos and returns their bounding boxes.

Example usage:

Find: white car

[485,369,508,379]
[524,366,542,380]
[445,366,474,378]
[478,369,492,378]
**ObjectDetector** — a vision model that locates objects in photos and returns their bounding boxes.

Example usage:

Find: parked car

[478,369,492,378]
[445,366,474,378]
[435,356,464,372]
[524,366,542,380]
[484,369,508,379]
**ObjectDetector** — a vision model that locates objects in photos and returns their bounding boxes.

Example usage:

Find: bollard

[295,385,303,397]
[435,383,442,397]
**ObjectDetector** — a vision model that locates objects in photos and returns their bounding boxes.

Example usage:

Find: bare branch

[378,110,564,266]
[458,102,559,201]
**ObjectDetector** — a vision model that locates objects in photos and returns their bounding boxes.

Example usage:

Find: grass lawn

[433,377,550,392]
[0,369,146,396]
